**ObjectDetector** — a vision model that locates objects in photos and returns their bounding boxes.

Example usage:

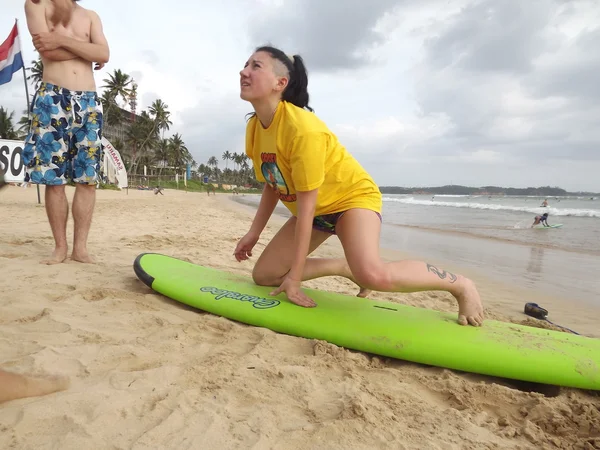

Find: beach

[1,186,599,450]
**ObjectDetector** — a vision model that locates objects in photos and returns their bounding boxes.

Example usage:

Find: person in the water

[532,213,550,227]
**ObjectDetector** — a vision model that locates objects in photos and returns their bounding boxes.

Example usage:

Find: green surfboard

[133,253,600,390]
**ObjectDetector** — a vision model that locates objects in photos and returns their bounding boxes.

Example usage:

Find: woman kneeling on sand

[233,46,484,327]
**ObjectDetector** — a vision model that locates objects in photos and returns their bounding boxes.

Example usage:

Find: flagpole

[15,18,40,205]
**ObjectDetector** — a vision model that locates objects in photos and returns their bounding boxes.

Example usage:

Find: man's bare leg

[0,369,69,404]
[71,183,96,263]
[42,185,69,265]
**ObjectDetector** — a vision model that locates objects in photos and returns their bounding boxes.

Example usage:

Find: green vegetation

[0,106,25,140]
[97,182,121,191]
[155,179,262,194]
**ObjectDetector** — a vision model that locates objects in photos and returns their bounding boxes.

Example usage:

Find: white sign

[0,139,26,183]
[101,137,125,173]
[101,137,128,188]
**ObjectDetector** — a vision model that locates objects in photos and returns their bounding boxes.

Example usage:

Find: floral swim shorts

[22,81,103,185]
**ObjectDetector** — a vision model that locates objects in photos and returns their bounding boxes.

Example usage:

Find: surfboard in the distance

[534,224,563,229]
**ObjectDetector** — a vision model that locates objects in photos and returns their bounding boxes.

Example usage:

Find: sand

[0,186,599,450]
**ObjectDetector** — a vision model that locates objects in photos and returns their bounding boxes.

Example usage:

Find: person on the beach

[532,213,550,227]
[23,0,109,264]
[233,46,485,327]
[0,368,69,404]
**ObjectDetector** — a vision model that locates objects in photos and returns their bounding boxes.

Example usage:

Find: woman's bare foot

[0,370,70,404]
[453,277,485,326]
[357,287,371,298]
[71,249,95,264]
[40,247,68,265]
[341,261,371,298]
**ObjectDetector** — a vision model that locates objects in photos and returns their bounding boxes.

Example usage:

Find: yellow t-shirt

[245,101,382,217]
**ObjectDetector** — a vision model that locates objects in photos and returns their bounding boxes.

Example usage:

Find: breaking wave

[382,197,600,218]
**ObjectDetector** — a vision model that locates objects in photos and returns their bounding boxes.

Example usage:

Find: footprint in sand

[15,308,71,333]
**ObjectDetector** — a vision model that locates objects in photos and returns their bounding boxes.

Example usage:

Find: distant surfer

[541,199,548,207]
[234,46,484,327]
[531,213,550,228]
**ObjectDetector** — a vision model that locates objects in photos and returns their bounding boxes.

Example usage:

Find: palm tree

[241,157,250,178]
[124,111,155,173]
[101,69,133,123]
[207,156,219,170]
[233,153,245,184]
[169,133,192,171]
[100,91,123,127]
[222,150,231,171]
[207,156,220,183]
[16,109,31,139]
[26,58,43,93]
[197,163,210,180]
[138,99,171,156]
[0,107,18,140]
[112,138,124,152]
[153,138,170,175]
[151,99,172,139]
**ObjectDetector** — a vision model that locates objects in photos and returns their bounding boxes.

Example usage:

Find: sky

[1,0,599,192]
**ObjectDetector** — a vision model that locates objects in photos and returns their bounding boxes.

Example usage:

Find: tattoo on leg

[426,263,457,283]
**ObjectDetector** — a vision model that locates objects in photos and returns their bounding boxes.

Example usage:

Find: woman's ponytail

[255,46,313,112]
[281,55,313,112]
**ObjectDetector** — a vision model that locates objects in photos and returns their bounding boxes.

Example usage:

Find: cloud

[410,0,600,170]
[174,92,249,167]
[246,0,402,71]
[423,0,558,74]
[140,50,159,66]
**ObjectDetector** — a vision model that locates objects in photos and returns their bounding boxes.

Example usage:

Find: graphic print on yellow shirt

[246,101,382,217]
[260,152,296,203]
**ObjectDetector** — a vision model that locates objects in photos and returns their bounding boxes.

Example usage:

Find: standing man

[23,0,109,264]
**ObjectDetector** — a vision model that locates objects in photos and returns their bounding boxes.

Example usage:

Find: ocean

[232,194,600,305]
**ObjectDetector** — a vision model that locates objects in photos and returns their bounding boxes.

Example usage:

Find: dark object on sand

[524,302,580,335]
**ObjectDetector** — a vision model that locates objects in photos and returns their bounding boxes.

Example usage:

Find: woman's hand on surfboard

[270,276,316,308]
[234,232,260,262]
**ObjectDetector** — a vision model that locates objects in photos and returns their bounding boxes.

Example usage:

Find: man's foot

[454,277,485,327]
[23,374,70,399]
[40,247,68,265]
[0,370,70,404]
[71,250,95,264]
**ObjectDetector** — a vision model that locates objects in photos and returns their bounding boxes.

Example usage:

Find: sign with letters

[0,139,25,183]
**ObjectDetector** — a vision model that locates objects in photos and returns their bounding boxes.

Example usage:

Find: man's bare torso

[38,0,96,91]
